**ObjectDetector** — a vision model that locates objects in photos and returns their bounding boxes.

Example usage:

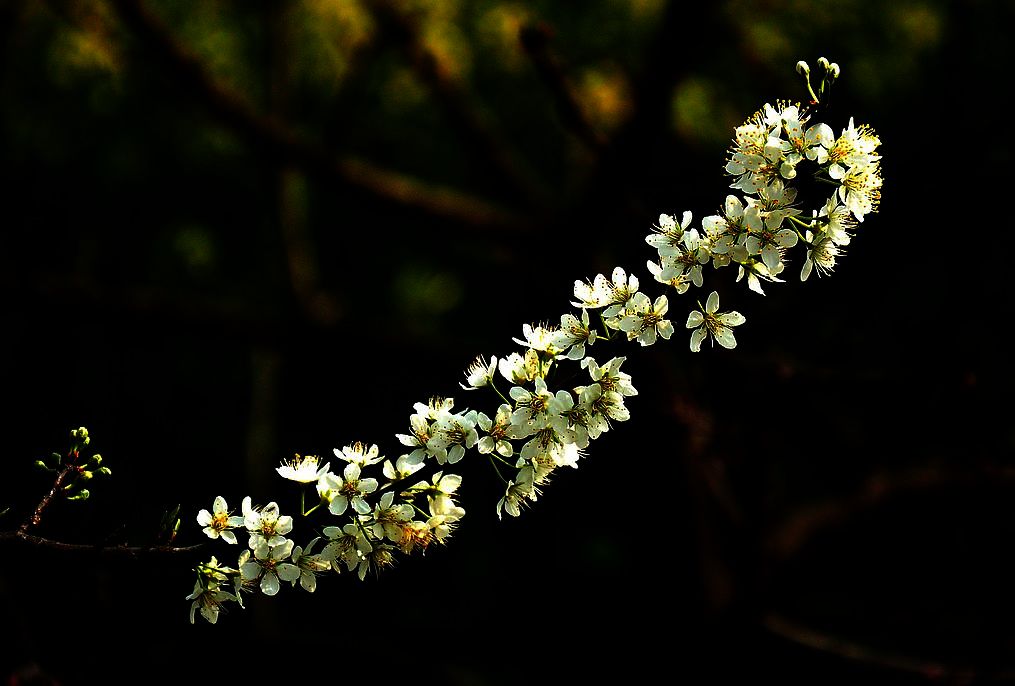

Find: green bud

[88,454,103,467]
[97,466,112,476]
[79,470,94,482]
[795,60,809,76]
[817,56,830,71]
[70,427,90,445]
[828,62,840,79]
[34,460,54,472]
[67,488,90,501]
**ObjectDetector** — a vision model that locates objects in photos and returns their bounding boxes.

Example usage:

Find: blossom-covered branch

[186,57,883,624]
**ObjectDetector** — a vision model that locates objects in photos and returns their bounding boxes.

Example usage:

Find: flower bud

[817,56,830,71]
[795,60,809,76]
[66,488,90,501]
[828,62,840,79]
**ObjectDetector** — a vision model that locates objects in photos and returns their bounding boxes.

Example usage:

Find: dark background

[2,0,1013,684]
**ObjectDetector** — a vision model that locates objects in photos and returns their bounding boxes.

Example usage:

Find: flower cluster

[188,57,881,624]
[188,444,466,623]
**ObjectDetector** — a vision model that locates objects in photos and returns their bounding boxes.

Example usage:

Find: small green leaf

[66,489,90,501]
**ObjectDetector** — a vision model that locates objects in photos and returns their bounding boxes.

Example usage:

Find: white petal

[276,563,301,583]
[685,311,704,328]
[690,327,706,352]
[260,573,281,596]
[718,311,746,326]
[619,317,640,332]
[777,229,798,248]
[638,328,657,346]
[706,291,719,313]
[438,473,462,493]
[761,245,781,272]
[716,328,738,349]
[725,195,743,218]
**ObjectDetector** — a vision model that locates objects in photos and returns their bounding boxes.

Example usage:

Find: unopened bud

[97,466,112,476]
[34,460,53,472]
[795,60,809,76]
[67,488,91,501]
[817,56,830,71]
[828,62,840,79]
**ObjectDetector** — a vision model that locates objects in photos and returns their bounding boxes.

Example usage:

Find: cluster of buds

[33,427,111,502]
[188,57,882,624]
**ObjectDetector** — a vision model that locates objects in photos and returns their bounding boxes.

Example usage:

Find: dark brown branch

[267,2,343,329]
[764,612,1014,682]
[763,464,1015,562]
[0,530,203,557]
[363,0,548,210]
[104,0,530,234]
[18,466,75,534]
[5,453,203,558]
[519,21,609,155]
[335,157,531,230]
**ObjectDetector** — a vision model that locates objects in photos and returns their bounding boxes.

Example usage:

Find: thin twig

[363,0,548,210]
[519,21,608,155]
[764,612,1012,683]
[18,466,75,534]
[0,530,203,557]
